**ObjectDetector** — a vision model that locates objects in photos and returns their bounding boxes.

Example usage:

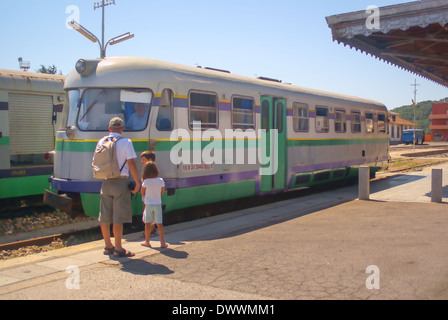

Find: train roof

[66,56,386,109]
[0,69,66,93]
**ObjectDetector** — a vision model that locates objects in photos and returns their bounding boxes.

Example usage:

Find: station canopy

[326,0,448,88]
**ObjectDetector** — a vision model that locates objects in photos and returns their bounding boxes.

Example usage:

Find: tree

[36,65,62,75]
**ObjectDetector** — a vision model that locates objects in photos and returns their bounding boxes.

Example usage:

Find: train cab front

[44,67,153,217]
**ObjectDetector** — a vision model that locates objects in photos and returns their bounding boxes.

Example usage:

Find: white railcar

[47,57,388,217]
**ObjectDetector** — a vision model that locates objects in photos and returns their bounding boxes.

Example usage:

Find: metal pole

[414,80,416,151]
[411,79,420,152]
[413,101,416,151]
[358,166,370,200]
[431,168,443,203]
[101,3,105,58]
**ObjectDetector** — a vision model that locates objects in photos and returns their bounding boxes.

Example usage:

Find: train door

[260,96,287,192]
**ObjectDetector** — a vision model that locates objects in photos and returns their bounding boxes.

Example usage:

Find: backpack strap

[108,135,128,173]
[120,159,128,173]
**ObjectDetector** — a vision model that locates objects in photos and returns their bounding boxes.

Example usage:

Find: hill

[391,97,448,134]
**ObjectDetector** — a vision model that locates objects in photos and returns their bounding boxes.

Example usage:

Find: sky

[1,0,447,110]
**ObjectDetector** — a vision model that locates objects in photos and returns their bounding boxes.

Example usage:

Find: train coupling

[43,189,72,214]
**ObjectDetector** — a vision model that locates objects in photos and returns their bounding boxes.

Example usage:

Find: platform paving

[1,161,448,301]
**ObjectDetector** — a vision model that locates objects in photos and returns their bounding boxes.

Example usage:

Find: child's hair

[141,151,156,162]
[142,161,159,180]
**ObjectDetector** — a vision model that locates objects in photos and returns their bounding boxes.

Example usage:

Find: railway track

[386,144,448,174]
[0,185,325,259]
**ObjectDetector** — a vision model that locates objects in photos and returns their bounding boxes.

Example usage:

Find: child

[140,150,155,165]
[140,151,156,236]
[141,161,167,248]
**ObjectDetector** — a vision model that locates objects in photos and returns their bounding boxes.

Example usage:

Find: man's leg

[101,223,113,249]
[113,223,124,251]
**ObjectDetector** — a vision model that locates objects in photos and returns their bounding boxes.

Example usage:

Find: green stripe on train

[0,137,10,146]
[55,140,151,153]
[0,175,51,199]
[287,138,388,147]
[80,179,256,217]
[56,138,388,153]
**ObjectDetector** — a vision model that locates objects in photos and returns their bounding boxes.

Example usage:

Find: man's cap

[109,117,124,128]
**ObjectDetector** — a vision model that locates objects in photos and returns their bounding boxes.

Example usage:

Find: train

[44,57,389,217]
[0,69,66,202]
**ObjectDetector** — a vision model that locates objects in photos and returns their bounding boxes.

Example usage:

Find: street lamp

[68,20,99,44]
[68,1,134,59]
[107,32,135,48]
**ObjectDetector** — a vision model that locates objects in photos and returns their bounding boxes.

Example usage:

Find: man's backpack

[92,136,127,180]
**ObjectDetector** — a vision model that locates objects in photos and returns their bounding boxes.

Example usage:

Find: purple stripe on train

[288,156,388,187]
[166,170,259,189]
[291,157,387,174]
[218,101,231,111]
[52,170,259,194]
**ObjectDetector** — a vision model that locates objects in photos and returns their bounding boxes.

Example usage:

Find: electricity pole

[411,79,420,151]
[94,0,115,59]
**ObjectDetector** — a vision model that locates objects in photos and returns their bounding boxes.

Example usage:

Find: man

[126,103,149,130]
[96,117,140,257]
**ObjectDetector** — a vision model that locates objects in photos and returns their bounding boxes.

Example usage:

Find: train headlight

[75,59,100,77]
[75,60,87,75]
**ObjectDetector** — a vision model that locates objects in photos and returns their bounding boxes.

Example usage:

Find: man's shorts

[142,204,163,224]
[99,177,132,224]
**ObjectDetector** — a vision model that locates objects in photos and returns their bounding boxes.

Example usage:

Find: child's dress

[142,177,165,224]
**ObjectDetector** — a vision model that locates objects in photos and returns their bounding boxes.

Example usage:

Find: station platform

[1,162,448,301]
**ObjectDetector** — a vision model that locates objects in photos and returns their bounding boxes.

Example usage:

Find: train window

[189,91,218,130]
[77,88,152,132]
[335,109,346,133]
[293,102,309,132]
[378,113,386,133]
[275,101,283,133]
[276,101,284,134]
[156,89,174,131]
[232,97,254,130]
[261,100,270,131]
[315,106,329,133]
[351,111,361,133]
[365,112,375,133]
[66,90,80,128]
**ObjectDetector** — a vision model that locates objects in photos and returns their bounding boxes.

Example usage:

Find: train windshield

[70,88,152,131]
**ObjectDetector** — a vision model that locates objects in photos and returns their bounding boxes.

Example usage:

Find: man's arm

[127,158,140,194]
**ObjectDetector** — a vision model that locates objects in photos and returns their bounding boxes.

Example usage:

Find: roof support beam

[381,50,448,63]
[371,33,448,44]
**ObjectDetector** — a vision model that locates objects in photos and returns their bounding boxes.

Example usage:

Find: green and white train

[0,69,65,201]
[47,57,389,217]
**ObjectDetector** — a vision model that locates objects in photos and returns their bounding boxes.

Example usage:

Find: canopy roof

[326,0,448,88]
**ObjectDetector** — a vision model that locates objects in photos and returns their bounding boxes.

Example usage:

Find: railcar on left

[0,70,66,205]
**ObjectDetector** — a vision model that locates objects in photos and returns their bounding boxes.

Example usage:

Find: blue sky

[1,0,446,110]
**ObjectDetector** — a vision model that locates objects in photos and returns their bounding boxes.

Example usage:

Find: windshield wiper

[79,90,104,122]
[79,99,98,122]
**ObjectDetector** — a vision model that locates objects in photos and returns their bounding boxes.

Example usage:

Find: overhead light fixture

[68,20,98,43]
[108,32,135,46]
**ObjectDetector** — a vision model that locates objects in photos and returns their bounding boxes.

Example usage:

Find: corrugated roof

[326,0,448,88]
